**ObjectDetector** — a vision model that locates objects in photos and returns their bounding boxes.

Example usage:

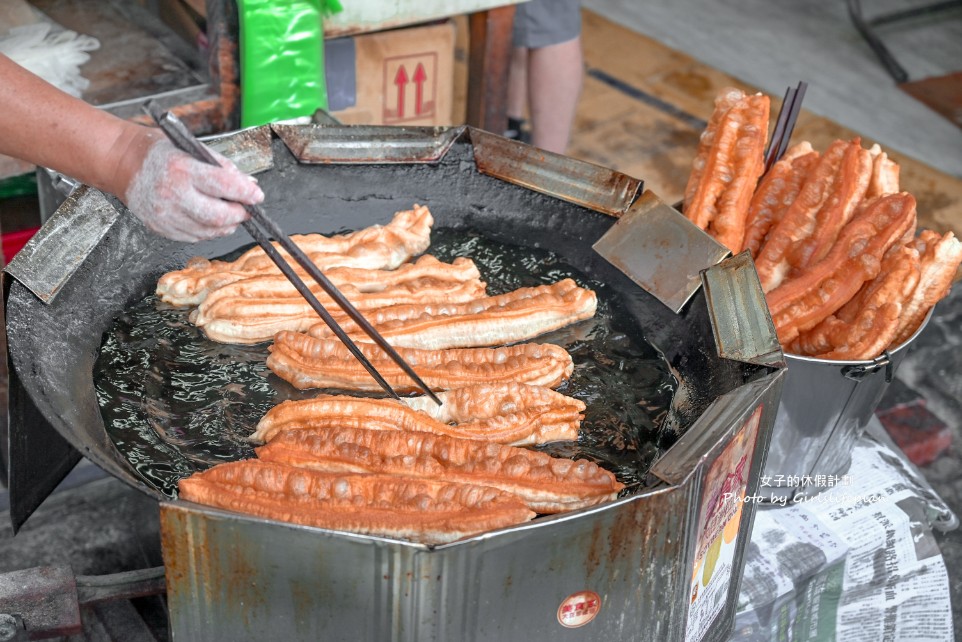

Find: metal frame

[846,0,962,83]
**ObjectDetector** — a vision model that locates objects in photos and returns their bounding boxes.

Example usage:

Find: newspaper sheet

[729,432,955,641]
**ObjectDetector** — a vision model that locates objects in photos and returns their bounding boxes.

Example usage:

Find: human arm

[0,54,263,241]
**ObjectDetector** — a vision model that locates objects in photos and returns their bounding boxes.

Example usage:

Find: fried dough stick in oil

[268,331,573,392]
[179,460,535,545]
[250,382,585,446]
[256,426,624,513]
[157,205,434,306]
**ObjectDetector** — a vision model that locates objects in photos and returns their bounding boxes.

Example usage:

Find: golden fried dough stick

[191,275,487,345]
[755,140,850,291]
[172,254,481,308]
[766,192,917,345]
[708,94,771,253]
[267,331,573,391]
[792,245,920,359]
[740,144,819,257]
[816,303,902,361]
[307,279,597,350]
[401,380,585,425]
[683,93,770,252]
[250,383,585,446]
[178,460,535,545]
[891,230,962,346]
[866,144,900,199]
[684,87,748,210]
[788,140,873,271]
[156,205,434,306]
[256,427,624,513]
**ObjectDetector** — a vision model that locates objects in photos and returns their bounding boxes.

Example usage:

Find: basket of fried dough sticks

[681,87,962,498]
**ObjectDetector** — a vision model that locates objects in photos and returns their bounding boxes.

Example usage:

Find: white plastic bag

[0,23,100,97]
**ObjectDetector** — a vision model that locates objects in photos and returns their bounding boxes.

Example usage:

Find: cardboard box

[325,21,456,126]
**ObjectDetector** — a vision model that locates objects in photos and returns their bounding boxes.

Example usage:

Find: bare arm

[0,54,263,241]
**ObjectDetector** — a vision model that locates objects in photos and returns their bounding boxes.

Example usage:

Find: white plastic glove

[124,138,264,242]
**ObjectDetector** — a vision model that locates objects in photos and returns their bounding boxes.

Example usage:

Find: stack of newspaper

[729,419,956,641]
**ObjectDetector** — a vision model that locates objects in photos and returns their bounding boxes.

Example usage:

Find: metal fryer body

[3,124,785,641]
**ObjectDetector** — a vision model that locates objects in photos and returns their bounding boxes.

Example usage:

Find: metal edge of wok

[271,123,465,164]
[3,187,121,305]
[468,127,643,217]
[2,274,82,534]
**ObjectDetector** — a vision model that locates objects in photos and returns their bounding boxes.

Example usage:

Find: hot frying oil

[95,229,677,498]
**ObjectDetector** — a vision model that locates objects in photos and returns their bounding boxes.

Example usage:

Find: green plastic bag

[238,0,343,127]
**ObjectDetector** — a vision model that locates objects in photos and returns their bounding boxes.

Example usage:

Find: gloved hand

[124,137,264,242]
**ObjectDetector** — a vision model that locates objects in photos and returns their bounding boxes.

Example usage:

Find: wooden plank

[466,6,514,134]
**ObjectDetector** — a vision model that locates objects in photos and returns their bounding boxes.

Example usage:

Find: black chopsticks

[144,102,442,406]
[764,81,808,173]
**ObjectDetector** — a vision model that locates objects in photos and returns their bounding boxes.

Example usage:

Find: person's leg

[526,36,583,154]
[506,46,529,139]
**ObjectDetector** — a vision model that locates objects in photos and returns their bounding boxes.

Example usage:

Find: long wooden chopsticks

[764,81,808,172]
[144,103,442,406]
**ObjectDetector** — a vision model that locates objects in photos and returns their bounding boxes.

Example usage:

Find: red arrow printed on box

[413,63,427,115]
[394,65,409,118]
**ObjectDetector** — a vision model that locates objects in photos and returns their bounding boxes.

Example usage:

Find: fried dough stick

[866,144,900,199]
[791,245,920,359]
[268,331,573,391]
[755,140,857,291]
[684,92,770,253]
[157,205,434,306]
[307,279,597,350]
[684,87,747,210]
[740,143,819,257]
[788,140,873,272]
[890,230,962,346]
[766,192,917,345]
[192,275,487,345]
[256,426,624,513]
[179,460,535,545]
[250,382,586,446]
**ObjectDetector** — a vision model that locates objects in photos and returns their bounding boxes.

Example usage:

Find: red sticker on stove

[557,590,602,628]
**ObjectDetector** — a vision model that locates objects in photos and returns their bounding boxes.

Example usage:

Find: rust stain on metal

[159,505,203,604]
[585,520,604,578]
